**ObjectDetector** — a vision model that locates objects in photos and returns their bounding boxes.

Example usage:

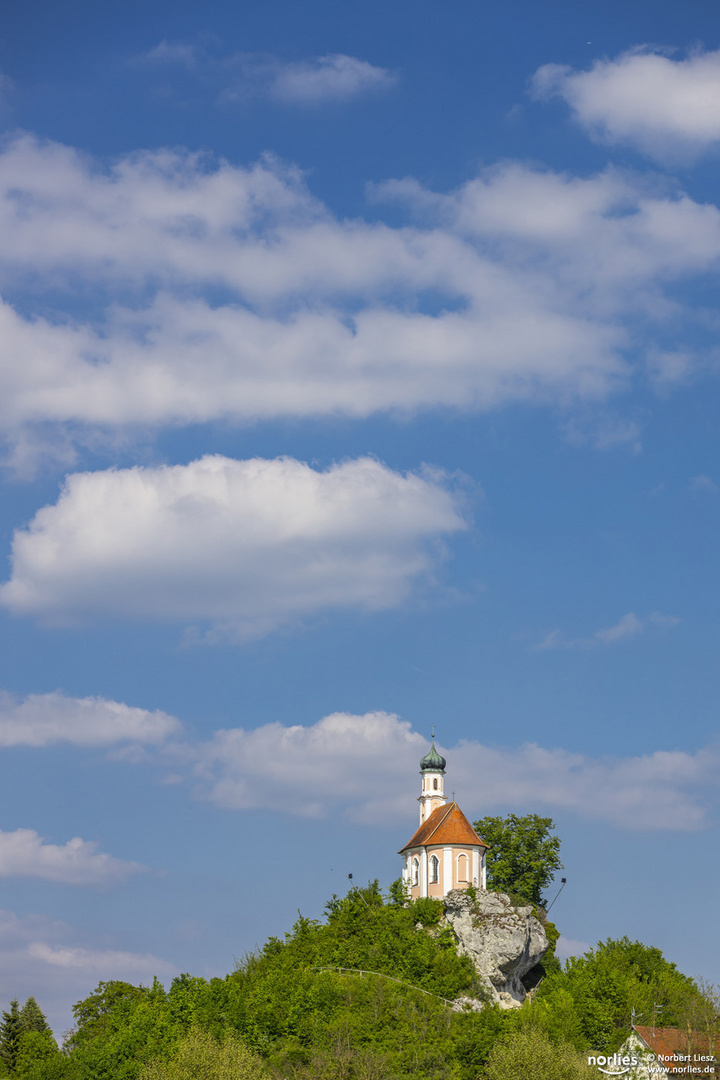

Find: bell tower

[401,733,489,898]
[418,729,447,824]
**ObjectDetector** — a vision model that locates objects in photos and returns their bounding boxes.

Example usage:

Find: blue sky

[0,0,719,1034]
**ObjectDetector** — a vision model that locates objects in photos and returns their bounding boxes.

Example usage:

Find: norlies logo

[588,1053,639,1075]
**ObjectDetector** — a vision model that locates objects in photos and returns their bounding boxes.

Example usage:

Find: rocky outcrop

[442,889,549,1009]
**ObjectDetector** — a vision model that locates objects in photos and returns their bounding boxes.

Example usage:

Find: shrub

[483,1027,597,1080]
[140,1027,269,1080]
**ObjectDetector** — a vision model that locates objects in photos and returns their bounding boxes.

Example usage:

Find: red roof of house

[634,1027,719,1074]
[399,802,488,853]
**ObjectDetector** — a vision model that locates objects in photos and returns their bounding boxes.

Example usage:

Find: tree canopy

[18,1000,49,1036]
[473,813,563,906]
[521,937,713,1053]
[0,997,62,1079]
[484,1027,597,1080]
[140,1028,269,1080]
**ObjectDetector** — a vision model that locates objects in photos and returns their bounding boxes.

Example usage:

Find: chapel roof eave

[399,802,488,853]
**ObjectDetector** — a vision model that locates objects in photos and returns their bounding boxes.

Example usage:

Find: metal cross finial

[431,723,436,740]
[452,790,456,802]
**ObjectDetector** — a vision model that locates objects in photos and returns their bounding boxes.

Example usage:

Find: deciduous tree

[473,813,563,906]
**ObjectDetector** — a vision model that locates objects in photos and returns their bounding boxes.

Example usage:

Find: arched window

[429,855,439,884]
[457,853,469,883]
[433,778,438,790]
[412,858,420,886]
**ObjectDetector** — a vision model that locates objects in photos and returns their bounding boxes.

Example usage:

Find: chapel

[399,738,489,899]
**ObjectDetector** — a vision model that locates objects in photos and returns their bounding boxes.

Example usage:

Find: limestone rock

[442,888,549,1009]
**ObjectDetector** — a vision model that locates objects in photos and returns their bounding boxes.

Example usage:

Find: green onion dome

[419,740,446,773]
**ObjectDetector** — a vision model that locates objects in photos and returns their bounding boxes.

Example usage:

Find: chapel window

[412,858,420,886]
[457,854,468,882]
[433,778,438,790]
[429,855,439,884]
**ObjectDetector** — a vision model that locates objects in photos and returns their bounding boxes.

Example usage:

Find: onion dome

[419,740,446,773]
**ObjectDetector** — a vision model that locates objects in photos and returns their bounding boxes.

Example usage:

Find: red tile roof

[399,802,488,853]
[634,1027,719,1074]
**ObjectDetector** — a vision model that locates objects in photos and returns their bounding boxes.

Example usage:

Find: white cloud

[595,611,681,642]
[0,908,176,1036]
[691,474,719,494]
[594,611,644,643]
[535,611,680,649]
[140,42,395,104]
[27,941,165,972]
[0,690,180,746]
[646,612,682,628]
[142,40,198,68]
[265,54,395,103]
[563,412,642,453]
[533,47,720,160]
[2,137,720,458]
[0,829,144,885]
[183,711,427,818]
[463,740,718,831]
[534,629,564,652]
[0,455,467,637]
[171,711,720,831]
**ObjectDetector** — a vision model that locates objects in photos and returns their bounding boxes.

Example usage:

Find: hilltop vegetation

[0,884,717,1080]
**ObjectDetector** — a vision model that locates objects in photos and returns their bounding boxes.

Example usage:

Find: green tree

[483,1027,596,1080]
[66,980,148,1053]
[14,1030,70,1080]
[18,999,50,1036]
[65,978,177,1080]
[139,1028,269,1080]
[515,987,587,1050]
[472,814,563,906]
[535,937,707,1053]
[0,1000,23,1074]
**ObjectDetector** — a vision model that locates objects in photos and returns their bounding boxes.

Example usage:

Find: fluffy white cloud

[0,455,466,636]
[184,711,427,817]
[174,711,719,831]
[379,164,720,287]
[0,291,622,437]
[0,829,144,885]
[0,690,180,746]
[455,739,717,831]
[0,908,176,1035]
[533,47,720,159]
[1,137,720,457]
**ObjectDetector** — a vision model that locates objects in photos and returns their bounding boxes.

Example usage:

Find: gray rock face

[442,889,549,1009]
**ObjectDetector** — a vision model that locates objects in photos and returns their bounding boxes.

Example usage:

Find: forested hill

[1,882,716,1080]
